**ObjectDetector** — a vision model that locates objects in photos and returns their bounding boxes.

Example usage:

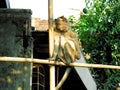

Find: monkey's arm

[51,33,60,60]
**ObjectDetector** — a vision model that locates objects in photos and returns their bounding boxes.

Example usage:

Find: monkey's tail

[55,67,72,90]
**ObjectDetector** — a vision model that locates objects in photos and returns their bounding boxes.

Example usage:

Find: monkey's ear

[55,19,57,22]
[60,16,67,22]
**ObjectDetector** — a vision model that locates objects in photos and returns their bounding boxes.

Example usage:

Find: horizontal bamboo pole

[0,56,119,70]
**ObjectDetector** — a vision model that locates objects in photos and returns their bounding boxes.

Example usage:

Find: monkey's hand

[49,57,56,61]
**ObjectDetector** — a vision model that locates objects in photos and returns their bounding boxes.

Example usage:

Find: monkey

[51,16,81,90]
[52,16,80,63]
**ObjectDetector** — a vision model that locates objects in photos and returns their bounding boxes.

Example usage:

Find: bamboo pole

[0,57,119,70]
[48,0,55,90]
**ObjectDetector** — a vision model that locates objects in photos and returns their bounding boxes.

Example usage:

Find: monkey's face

[55,17,69,32]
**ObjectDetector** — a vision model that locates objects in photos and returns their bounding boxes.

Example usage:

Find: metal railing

[0,57,119,70]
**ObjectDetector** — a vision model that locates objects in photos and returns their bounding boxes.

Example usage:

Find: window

[32,65,45,90]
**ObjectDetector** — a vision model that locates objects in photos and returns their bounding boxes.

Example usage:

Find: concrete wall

[0,8,32,90]
[74,50,97,90]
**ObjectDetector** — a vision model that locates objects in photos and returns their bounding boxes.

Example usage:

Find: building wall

[32,18,48,30]
[0,0,10,8]
[0,8,32,90]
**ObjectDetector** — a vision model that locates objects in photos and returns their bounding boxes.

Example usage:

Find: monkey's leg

[64,42,75,63]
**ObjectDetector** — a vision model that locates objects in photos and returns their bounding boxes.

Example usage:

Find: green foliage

[68,0,120,89]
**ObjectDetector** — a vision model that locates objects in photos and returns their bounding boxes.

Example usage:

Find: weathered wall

[0,8,32,90]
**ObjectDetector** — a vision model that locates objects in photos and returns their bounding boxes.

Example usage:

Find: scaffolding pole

[48,0,55,90]
[0,57,120,70]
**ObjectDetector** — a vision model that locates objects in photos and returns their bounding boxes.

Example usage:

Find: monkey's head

[55,16,69,32]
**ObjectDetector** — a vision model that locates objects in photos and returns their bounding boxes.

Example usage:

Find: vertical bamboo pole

[48,0,55,90]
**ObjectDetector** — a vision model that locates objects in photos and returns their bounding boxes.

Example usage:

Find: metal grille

[32,65,45,90]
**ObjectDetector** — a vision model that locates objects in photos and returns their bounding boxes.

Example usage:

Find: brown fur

[52,16,81,64]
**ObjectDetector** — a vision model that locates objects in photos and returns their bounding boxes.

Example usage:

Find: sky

[9,0,86,19]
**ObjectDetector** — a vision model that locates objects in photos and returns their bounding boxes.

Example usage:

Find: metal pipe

[0,57,119,70]
[48,0,55,90]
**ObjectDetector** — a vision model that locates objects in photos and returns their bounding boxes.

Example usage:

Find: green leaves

[69,0,120,89]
